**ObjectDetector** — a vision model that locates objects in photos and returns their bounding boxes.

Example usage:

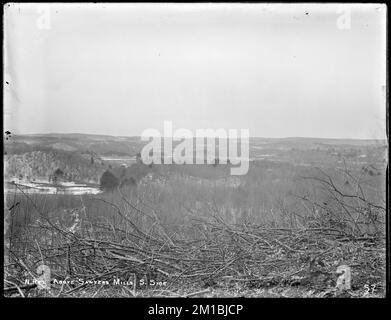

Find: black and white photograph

[3,3,388,300]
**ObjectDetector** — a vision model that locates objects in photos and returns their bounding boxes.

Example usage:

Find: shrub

[100,170,119,191]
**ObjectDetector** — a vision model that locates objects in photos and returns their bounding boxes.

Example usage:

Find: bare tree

[295,162,386,237]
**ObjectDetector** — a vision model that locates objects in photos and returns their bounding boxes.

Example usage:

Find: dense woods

[5,150,106,183]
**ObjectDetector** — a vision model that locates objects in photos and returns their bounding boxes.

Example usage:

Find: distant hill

[4,133,145,156]
[249,137,387,148]
[5,133,385,156]
[3,133,387,184]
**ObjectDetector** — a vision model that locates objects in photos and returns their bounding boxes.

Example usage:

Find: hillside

[4,150,107,184]
[4,133,387,184]
[4,133,143,156]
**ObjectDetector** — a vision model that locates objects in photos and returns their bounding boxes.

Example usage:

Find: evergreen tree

[100,170,119,191]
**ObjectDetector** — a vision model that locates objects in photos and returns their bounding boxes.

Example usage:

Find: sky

[4,3,387,139]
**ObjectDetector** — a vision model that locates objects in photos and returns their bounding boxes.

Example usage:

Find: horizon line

[7,132,388,141]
